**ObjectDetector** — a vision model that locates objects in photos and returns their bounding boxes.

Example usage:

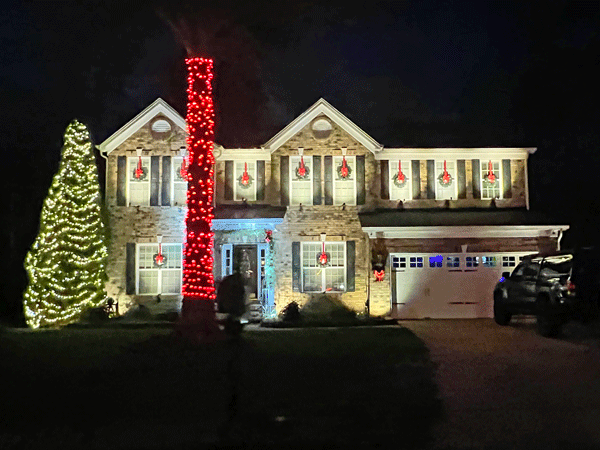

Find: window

[392,256,406,269]
[172,156,187,206]
[466,256,479,268]
[234,161,257,201]
[429,255,443,268]
[480,160,501,199]
[502,256,517,267]
[302,242,346,292]
[482,256,497,267]
[333,156,356,205]
[290,156,312,205]
[137,243,182,295]
[409,256,424,268]
[128,157,150,206]
[446,256,460,268]
[435,160,457,200]
[390,160,411,201]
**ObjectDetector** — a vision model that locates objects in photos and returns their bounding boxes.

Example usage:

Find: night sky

[2,0,599,324]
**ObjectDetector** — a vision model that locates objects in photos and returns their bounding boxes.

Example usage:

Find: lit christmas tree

[23,120,108,328]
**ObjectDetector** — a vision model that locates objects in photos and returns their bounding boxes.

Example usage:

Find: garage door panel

[392,253,529,319]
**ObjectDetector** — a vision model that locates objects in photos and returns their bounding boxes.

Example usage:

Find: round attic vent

[311,118,332,139]
[151,119,172,133]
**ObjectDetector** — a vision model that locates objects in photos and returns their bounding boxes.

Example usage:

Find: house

[98,97,569,319]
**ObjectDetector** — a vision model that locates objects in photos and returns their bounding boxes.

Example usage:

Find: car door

[505,262,539,311]
[520,262,541,312]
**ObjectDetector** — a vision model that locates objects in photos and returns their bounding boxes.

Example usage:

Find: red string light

[182,57,216,302]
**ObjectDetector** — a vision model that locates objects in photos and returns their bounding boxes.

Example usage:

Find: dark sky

[1,0,600,322]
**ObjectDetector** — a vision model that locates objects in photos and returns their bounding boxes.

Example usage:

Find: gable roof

[98,98,187,154]
[263,98,383,154]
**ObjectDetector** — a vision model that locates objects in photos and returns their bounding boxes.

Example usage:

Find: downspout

[557,229,563,251]
[98,147,109,206]
[524,157,531,211]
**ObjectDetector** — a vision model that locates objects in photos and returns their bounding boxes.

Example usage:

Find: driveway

[402,318,600,449]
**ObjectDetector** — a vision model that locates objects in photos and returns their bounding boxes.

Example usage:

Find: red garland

[374,269,385,282]
[135,156,144,179]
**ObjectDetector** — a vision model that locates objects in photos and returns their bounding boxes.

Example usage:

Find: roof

[213,204,287,220]
[359,208,569,228]
[263,98,383,154]
[97,98,187,154]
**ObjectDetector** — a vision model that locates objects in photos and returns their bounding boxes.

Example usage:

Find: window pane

[235,161,256,201]
[302,243,321,268]
[303,268,322,292]
[291,156,312,205]
[138,245,158,269]
[325,268,345,291]
[139,270,158,294]
[161,269,182,294]
[172,157,188,206]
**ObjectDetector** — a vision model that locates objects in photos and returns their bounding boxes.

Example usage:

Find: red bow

[374,270,385,282]
[298,156,306,177]
[397,160,405,183]
[487,160,496,183]
[341,156,349,178]
[135,156,144,179]
[240,162,250,185]
[442,160,450,185]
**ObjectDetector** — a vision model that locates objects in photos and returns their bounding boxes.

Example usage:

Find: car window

[511,264,526,277]
[522,263,540,278]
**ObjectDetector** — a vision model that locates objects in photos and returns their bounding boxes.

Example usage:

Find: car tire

[493,293,512,326]
[536,295,562,337]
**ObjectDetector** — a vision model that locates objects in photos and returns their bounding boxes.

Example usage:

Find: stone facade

[99,97,565,320]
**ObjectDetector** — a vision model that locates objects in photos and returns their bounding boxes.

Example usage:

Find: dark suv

[493,248,599,337]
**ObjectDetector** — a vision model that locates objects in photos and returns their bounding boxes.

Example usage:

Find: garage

[390,253,531,319]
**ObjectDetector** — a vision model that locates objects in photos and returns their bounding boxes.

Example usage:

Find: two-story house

[98,97,569,319]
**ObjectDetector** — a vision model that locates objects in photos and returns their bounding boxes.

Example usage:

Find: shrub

[302,295,357,324]
[122,304,153,321]
[280,302,301,323]
[80,307,110,324]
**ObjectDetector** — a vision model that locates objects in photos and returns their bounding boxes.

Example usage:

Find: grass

[0,326,442,449]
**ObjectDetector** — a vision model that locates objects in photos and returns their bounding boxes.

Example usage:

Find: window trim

[290,155,313,206]
[332,155,356,206]
[233,160,257,202]
[434,159,458,200]
[479,159,503,200]
[127,156,151,206]
[136,243,182,295]
[300,241,347,293]
[389,159,412,201]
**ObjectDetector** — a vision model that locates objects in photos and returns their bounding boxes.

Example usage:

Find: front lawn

[0,326,441,449]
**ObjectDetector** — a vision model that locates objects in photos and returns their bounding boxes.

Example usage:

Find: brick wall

[273,205,370,313]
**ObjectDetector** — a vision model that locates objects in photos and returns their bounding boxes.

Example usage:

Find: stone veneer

[273,205,370,313]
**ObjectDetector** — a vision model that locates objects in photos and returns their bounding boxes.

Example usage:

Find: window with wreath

[435,160,457,200]
[333,156,356,205]
[137,243,182,295]
[302,242,346,292]
[234,161,256,201]
[390,159,411,201]
[172,156,188,206]
[480,160,501,199]
[128,157,151,206]
[290,155,312,205]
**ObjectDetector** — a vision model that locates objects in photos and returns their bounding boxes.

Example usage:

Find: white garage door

[391,253,530,319]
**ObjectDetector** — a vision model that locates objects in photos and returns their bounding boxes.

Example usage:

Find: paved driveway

[402,318,600,449]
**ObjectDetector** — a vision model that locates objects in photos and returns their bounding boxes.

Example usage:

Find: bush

[80,307,110,324]
[155,311,180,322]
[301,295,357,324]
[122,304,153,321]
[280,302,301,323]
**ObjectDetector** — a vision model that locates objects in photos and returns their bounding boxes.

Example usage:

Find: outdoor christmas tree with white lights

[23,120,108,328]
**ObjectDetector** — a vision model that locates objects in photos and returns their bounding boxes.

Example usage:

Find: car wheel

[493,293,512,325]
[536,295,562,337]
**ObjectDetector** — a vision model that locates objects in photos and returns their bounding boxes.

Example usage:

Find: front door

[234,245,258,301]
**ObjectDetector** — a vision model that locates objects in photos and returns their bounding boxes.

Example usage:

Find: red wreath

[374,269,385,282]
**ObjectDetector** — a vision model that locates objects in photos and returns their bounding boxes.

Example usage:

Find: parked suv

[493,248,599,337]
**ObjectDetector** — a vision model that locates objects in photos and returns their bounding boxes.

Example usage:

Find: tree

[23,120,108,328]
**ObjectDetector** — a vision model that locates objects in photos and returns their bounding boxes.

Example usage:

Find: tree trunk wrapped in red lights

[181,57,219,336]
